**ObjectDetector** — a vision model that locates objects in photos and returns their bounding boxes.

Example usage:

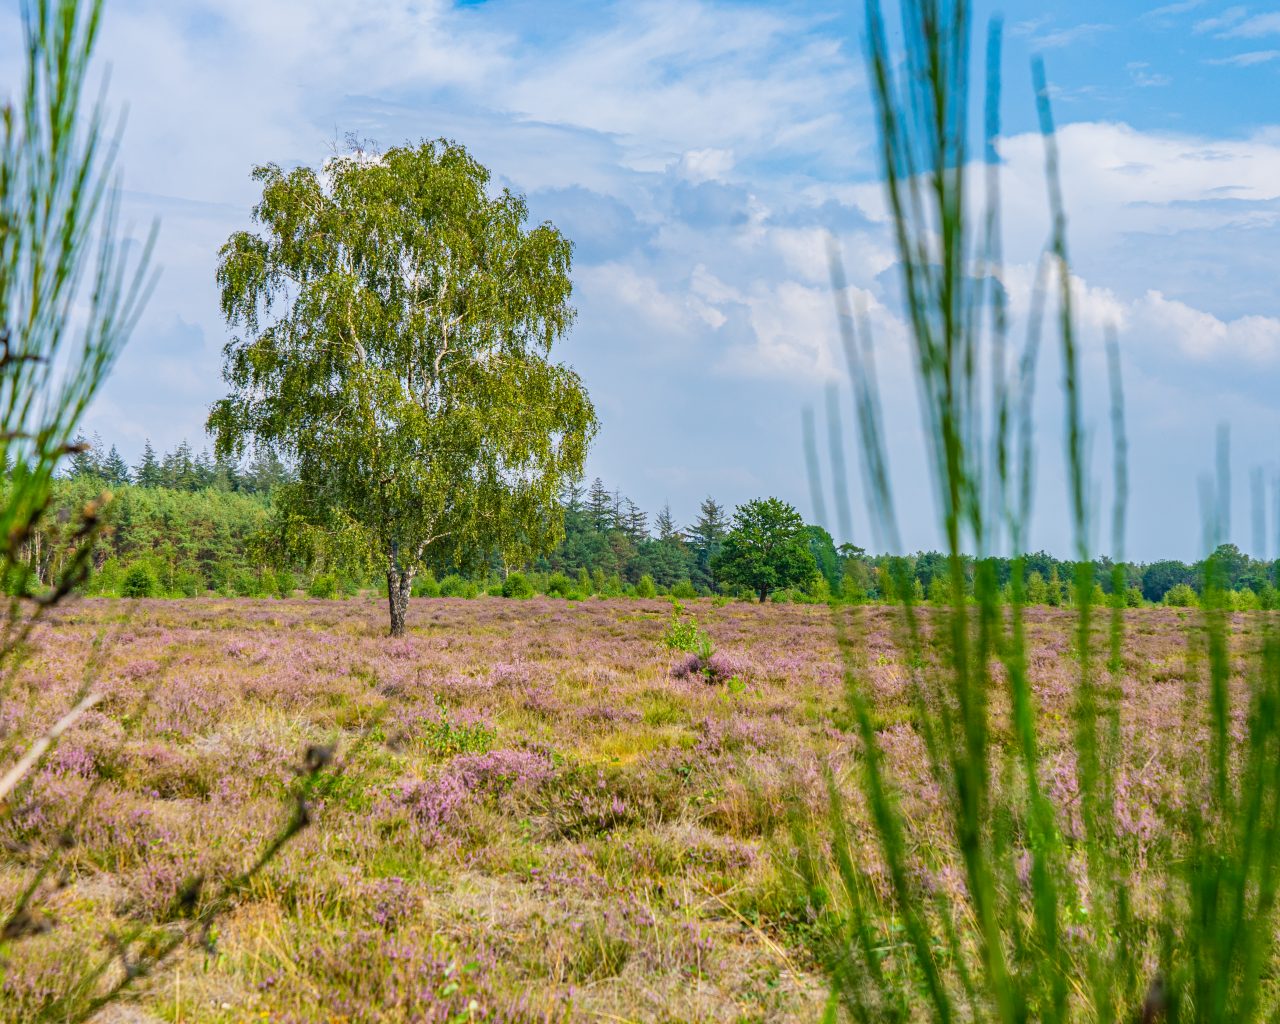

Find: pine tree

[689,497,728,558]
[655,502,682,543]
[66,432,100,479]
[586,477,613,532]
[244,449,291,493]
[134,440,161,488]
[622,498,647,542]
[162,440,196,490]
[192,448,216,489]
[102,445,130,486]
[560,476,585,513]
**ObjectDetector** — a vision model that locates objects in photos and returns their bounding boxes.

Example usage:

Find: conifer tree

[654,502,682,543]
[66,432,100,479]
[587,477,613,532]
[133,440,157,487]
[102,445,130,486]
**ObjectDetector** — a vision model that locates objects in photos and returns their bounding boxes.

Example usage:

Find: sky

[3,0,1280,562]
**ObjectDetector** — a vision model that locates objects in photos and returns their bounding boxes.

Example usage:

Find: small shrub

[661,610,708,653]
[90,557,124,596]
[635,574,657,599]
[173,569,204,598]
[502,572,534,599]
[230,568,260,597]
[1164,582,1198,608]
[412,571,440,598]
[545,572,574,597]
[121,564,157,599]
[308,573,338,599]
[439,574,473,598]
[671,579,698,599]
[275,570,297,598]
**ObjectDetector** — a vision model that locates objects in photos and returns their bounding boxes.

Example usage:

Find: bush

[411,571,440,598]
[1164,582,1198,608]
[121,563,157,598]
[545,572,574,597]
[577,568,593,594]
[1233,588,1261,611]
[670,579,698,600]
[230,568,261,597]
[634,574,657,599]
[275,570,297,598]
[338,573,361,598]
[661,609,709,653]
[502,572,534,599]
[486,583,504,597]
[439,574,473,598]
[308,573,339,599]
[90,557,124,596]
[174,569,204,598]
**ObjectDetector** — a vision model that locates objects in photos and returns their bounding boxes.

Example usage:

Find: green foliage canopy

[712,497,817,602]
[207,140,597,633]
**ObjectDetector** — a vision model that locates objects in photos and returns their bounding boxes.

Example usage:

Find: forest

[38,434,1280,608]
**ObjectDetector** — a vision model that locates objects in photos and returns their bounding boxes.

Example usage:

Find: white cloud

[1134,291,1280,362]
[1220,12,1280,37]
[1145,0,1205,16]
[677,148,735,184]
[1194,5,1248,33]
[1128,62,1173,87]
[1206,49,1280,65]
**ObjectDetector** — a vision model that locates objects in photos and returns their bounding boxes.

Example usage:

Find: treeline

[66,433,292,494]
[34,445,1280,606]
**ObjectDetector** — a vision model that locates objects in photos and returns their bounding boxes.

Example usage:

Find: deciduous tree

[712,497,816,602]
[209,140,597,635]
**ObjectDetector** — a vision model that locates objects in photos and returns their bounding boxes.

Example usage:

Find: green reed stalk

[796,1,1280,1020]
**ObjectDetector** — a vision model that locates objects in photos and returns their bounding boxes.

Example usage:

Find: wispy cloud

[1221,12,1280,37]
[1145,0,1205,14]
[1128,61,1173,86]
[1194,5,1248,33]
[1206,48,1280,65]
[1023,22,1113,49]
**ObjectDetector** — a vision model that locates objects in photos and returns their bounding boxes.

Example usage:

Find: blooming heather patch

[0,597,1244,1020]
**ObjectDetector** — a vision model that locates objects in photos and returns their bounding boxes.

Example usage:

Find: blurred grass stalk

[797,1,1280,1021]
[0,3,356,1019]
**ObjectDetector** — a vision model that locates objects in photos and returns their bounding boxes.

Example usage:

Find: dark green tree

[243,449,291,494]
[804,524,842,590]
[66,432,100,480]
[134,439,161,488]
[712,497,816,602]
[1141,559,1195,603]
[689,496,728,590]
[654,502,681,543]
[621,497,648,543]
[586,477,613,531]
[208,139,597,635]
[101,445,130,486]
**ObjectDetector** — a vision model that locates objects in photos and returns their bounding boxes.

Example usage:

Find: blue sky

[3,0,1279,562]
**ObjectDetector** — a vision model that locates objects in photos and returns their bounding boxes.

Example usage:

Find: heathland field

[1,598,1239,1021]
